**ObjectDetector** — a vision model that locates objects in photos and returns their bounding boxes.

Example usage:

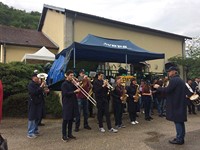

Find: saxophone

[134,84,141,102]
[121,84,129,103]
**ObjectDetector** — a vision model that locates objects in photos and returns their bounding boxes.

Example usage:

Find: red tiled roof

[0,25,58,49]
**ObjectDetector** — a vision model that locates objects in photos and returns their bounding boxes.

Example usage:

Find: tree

[169,36,200,79]
[0,2,40,29]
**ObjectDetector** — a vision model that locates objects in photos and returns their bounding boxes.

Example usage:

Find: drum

[190,94,200,106]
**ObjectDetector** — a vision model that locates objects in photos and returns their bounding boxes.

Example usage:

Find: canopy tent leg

[125,54,128,70]
[73,48,76,69]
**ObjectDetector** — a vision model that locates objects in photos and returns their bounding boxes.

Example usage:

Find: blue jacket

[157,75,187,122]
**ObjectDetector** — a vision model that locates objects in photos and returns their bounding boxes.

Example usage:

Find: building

[1,4,191,78]
[38,4,191,78]
[0,25,58,63]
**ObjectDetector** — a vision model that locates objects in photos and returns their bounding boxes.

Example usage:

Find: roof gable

[0,25,58,49]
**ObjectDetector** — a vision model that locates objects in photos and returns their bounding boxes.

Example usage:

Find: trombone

[72,77,97,106]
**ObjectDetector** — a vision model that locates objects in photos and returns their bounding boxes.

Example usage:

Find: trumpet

[72,77,97,106]
[103,79,114,90]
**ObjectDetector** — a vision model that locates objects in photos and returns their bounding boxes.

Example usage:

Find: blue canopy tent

[48,34,164,90]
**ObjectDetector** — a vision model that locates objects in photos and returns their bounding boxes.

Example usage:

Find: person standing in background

[75,73,92,132]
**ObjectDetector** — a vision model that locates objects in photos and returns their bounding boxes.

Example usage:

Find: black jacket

[157,75,187,122]
[112,85,123,103]
[93,79,108,99]
[28,80,44,120]
[61,80,78,120]
[126,84,138,112]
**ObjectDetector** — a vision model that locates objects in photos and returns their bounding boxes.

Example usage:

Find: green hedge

[3,92,62,118]
[45,92,62,118]
[0,61,63,117]
[3,93,29,117]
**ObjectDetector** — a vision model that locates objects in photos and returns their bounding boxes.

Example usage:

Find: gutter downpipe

[125,54,128,70]
[3,43,6,63]
[72,13,77,70]
[182,39,186,80]
[0,44,3,63]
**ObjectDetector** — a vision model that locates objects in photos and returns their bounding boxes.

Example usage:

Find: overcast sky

[1,0,200,37]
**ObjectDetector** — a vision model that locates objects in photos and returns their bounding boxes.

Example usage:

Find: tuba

[134,84,141,102]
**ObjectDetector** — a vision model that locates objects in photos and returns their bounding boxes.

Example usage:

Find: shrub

[0,61,62,117]
[45,92,62,118]
[0,62,44,99]
[3,93,29,117]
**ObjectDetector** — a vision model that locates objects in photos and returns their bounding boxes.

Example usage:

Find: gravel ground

[1,111,200,150]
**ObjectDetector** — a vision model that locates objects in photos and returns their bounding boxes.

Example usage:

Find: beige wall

[73,18,183,73]
[41,10,185,76]
[4,45,56,63]
[42,10,65,51]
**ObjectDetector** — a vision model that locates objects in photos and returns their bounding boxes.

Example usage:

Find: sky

[1,0,200,37]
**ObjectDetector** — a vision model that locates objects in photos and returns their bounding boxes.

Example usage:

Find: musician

[61,70,80,142]
[186,79,196,114]
[142,81,153,121]
[126,78,139,125]
[154,66,187,145]
[27,73,49,138]
[139,80,145,110]
[93,72,118,133]
[192,77,200,94]
[112,76,125,128]
[75,69,92,132]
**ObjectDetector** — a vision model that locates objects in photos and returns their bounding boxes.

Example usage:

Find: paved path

[1,111,200,150]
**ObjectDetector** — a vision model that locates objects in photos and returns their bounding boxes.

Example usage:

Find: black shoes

[74,128,79,132]
[75,126,92,131]
[68,135,76,140]
[89,114,95,118]
[38,123,45,126]
[62,135,76,142]
[62,136,69,142]
[84,126,92,130]
[169,138,184,145]
[145,118,151,121]
[149,117,153,120]
[145,117,153,121]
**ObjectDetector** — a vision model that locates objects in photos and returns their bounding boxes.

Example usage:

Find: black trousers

[143,96,152,119]
[113,101,123,126]
[62,119,73,137]
[96,97,112,130]
[88,100,94,116]
[128,101,137,122]
[188,101,196,113]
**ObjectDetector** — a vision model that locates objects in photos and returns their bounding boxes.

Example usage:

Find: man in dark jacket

[154,66,187,145]
[27,73,49,138]
[61,70,80,142]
